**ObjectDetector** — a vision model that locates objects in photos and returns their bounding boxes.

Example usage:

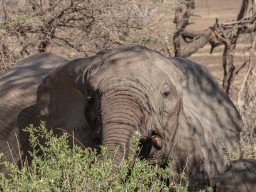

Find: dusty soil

[187,0,253,101]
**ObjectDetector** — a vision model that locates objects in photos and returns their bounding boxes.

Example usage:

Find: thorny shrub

[0,122,213,191]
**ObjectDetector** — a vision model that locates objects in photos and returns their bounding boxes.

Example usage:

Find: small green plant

[0,122,211,191]
[138,36,159,45]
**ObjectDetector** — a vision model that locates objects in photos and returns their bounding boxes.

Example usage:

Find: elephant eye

[162,84,171,98]
[86,90,93,102]
[163,90,171,98]
[86,94,92,101]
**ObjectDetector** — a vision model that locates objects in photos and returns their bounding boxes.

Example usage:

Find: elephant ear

[168,57,243,182]
[36,56,100,147]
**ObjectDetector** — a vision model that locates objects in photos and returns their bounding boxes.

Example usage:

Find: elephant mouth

[145,151,166,165]
[137,132,165,165]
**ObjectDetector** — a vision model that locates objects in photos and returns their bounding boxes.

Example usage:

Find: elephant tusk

[151,134,162,150]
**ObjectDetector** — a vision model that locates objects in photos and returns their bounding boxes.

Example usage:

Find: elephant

[36,45,243,190]
[212,159,256,192]
[0,52,68,172]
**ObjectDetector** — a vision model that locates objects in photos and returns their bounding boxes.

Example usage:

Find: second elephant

[213,159,256,192]
[0,53,68,172]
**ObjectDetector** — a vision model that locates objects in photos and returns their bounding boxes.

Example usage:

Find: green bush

[0,122,212,192]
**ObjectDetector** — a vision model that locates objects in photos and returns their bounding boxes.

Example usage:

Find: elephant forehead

[91,59,170,86]
[88,46,180,92]
[91,66,169,93]
[92,46,170,75]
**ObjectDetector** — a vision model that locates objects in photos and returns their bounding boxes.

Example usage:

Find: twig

[15,132,23,169]
[57,127,86,148]
[7,142,16,166]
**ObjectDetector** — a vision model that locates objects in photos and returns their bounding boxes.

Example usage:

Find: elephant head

[37,47,182,161]
[36,45,243,188]
[0,53,68,172]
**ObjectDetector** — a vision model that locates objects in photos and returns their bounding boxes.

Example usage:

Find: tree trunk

[222,43,235,95]
[173,0,195,57]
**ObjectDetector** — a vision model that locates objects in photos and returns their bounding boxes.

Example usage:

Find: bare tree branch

[180,29,214,58]
[238,33,256,142]
[173,0,256,61]
[173,0,195,57]
[220,0,250,95]
[1,0,176,73]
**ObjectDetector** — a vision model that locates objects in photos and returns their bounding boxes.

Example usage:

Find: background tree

[0,0,175,72]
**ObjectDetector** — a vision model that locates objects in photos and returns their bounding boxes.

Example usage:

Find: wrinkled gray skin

[0,53,68,172]
[37,45,243,190]
[213,159,256,192]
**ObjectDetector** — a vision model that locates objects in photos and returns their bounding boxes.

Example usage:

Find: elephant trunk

[100,90,143,165]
